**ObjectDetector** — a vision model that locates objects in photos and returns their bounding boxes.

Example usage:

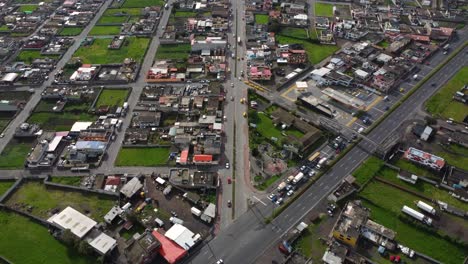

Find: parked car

[268,193,278,202]
[275,197,284,205]
[225,162,230,169]
[227,200,232,207]
[287,190,294,196]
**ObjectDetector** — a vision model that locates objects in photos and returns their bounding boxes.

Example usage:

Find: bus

[308,151,320,162]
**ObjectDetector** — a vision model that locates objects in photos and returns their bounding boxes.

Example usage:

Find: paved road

[0,0,112,154]
[186,36,468,264]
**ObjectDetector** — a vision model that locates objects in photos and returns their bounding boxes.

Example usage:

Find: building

[120,177,143,198]
[87,231,117,255]
[192,154,214,165]
[152,231,187,264]
[47,206,97,238]
[104,206,122,224]
[403,147,445,170]
[332,201,369,247]
[75,141,106,157]
[164,224,201,250]
[132,111,162,128]
[125,231,162,264]
[70,121,93,136]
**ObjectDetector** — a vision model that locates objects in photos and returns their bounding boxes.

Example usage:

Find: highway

[187,34,468,264]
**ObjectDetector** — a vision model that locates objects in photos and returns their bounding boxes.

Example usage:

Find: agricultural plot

[173,10,198,17]
[15,50,59,65]
[58,27,84,36]
[103,7,143,17]
[97,15,129,24]
[155,44,191,60]
[5,181,116,220]
[116,147,171,166]
[122,0,164,8]
[276,35,338,64]
[279,27,310,40]
[255,14,269,24]
[73,37,150,64]
[18,4,38,12]
[27,111,96,131]
[89,25,121,35]
[314,3,334,17]
[95,88,129,108]
[0,140,34,169]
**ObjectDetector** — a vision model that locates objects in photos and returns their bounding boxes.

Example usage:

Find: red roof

[152,231,187,264]
[193,154,213,162]
[105,176,121,186]
[180,149,189,164]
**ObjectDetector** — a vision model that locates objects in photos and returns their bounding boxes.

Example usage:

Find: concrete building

[403,147,445,170]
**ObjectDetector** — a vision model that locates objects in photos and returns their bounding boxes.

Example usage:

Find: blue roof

[75,141,106,150]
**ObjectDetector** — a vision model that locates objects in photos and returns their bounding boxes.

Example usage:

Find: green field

[5,181,116,220]
[155,44,191,60]
[294,217,328,261]
[73,37,150,64]
[0,181,15,195]
[49,177,82,186]
[279,27,309,39]
[0,141,33,169]
[378,40,390,48]
[15,50,59,65]
[394,159,438,179]
[426,66,468,122]
[122,0,164,8]
[89,25,121,35]
[276,35,338,64]
[255,14,269,24]
[436,149,468,171]
[97,15,129,24]
[95,89,129,107]
[28,112,96,131]
[103,7,142,17]
[315,3,334,17]
[0,25,10,32]
[255,174,281,191]
[116,147,171,166]
[0,211,93,264]
[18,4,38,12]
[352,156,384,186]
[58,27,84,36]
[174,10,197,17]
[250,112,304,144]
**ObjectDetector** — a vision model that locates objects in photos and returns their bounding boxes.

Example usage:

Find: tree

[77,240,92,255]
[425,116,437,126]
[61,229,77,247]
[252,147,260,157]
[268,19,280,33]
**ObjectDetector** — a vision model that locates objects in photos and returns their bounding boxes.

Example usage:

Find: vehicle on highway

[223,116,227,121]
[231,82,234,87]
[275,197,284,205]
[243,112,247,118]
[431,83,436,86]
[225,162,230,169]
[0,133,4,138]
[216,259,224,264]
[384,106,390,111]
[230,96,234,101]
[227,200,232,207]
[268,193,278,202]
[240,98,245,104]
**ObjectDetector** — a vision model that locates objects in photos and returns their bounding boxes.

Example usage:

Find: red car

[227,177,232,184]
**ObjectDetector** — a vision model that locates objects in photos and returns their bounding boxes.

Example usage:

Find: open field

[425,66,468,122]
[436,149,468,171]
[73,37,150,64]
[0,211,93,264]
[255,14,269,24]
[293,216,328,262]
[314,3,334,17]
[89,25,121,35]
[116,147,171,166]
[155,44,191,60]
[58,27,84,36]
[276,35,338,64]
[279,27,309,40]
[174,10,197,17]
[249,112,305,144]
[28,112,96,131]
[103,7,142,16]
[352,156,384,186]
[95,89,129,107]
[97,15,128,24]
[15,50,59,65]
[122,0,164,8]
[0,140,33,169]
[0,25,10,32]
[49,177,82,186]
[5,181,116,220]
[0,181,15,195]
[18,4,38,12]
[394,159,439,179]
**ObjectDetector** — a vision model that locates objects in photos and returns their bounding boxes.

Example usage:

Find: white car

[287,190,294,196]
[225,162,230,169]
[0,133,4,138]
[275,197,284,205]
[231,82,234,87]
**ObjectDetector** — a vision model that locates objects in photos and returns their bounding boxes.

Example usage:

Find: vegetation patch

[255,174,281,191]
[15,50,59,65]
[0,211,93,264]
[103,7,142,16]
[255,14,269,24]
[116,147,171,166]
[279,27,309,39]
[73,37,150,64]
[89,25,122,35]
[314,3,334,17]
[58,27,84,36]
[425,66,468,122]
[97,15,129,24]
[173,10,197,17]
[155,44,191,60]
[122,0,164,8]
[49,177,82,186]
[394,159,438,179]
[436,149,468,171]
[293,216,328,261]
[95,89,129,108]
[276,35,338,64]
[351,156,384,186]
[5,181,116,220]
[27,112,96,131]
[0,140,33,169]
[18,4,38,12]
[0,180,15,195]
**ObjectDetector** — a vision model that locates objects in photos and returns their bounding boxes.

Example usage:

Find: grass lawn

[425,66,468,122]
[276,35,338,64]
[255,14,269,24]
[352,156,384,186]
[279,27,309,39]
[95,89,129,107]
[394,159,438,179]
[0,211,93,264]
[252,112,304,143]
[49,177,82,186]
[28,112,96,131]
[0,140,33,169]
[58,27,84,36]
[73,37,150,64]
[0,119,10,132]
[0,25,11,32]
[120,222,146,239]
[5,181,116,220]
[378,40,390,48]
[18,4,38,12]
[122,0,164,8]
[104,8,142,17]
[155,44,191,60]
[361,200,465,264]
[116,147,171,166]
[97,15,129,24]
[174,10,197,17]
[89,25,122,36]
[15,50,59,65]
[255,174,281,191]
[294,217,328,261]
[314,3,334,17]
[436,150,468,171]
[0,180,15,195]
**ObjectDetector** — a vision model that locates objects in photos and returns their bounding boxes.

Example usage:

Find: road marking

[324,185,330,190]
[252,195,267,206]
[301,206,306,211]
[319,182,324,187]
[339,163,344,168]
[307,193,314,198]
[365,95,383,111]
[346,117,357,127]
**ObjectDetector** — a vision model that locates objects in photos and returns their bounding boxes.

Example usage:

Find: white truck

[277,181,287,191]
[315,157,328,169]
[292,172,304,184]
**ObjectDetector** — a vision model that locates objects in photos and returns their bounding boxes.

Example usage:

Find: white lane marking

[252,195,267,206]
[319,182,324,187]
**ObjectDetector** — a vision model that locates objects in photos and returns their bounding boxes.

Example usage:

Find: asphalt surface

[186,34,468,264]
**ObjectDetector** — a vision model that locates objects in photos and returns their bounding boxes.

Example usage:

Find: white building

[165,224,201,250]
[48,206,97,238]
